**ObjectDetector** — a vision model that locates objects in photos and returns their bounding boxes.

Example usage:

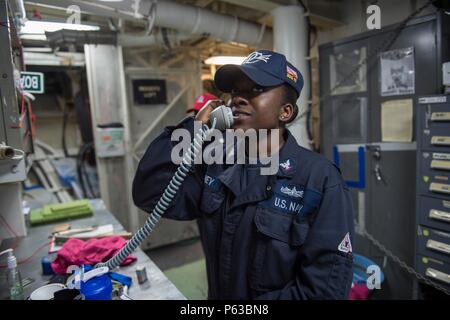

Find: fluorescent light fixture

[20,20,100,35]
[201,74,213,81]
[204,56,246,65]
[19,34,47,41]
[23,47,53,53]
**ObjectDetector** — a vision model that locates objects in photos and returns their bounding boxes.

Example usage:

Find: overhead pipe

[25,0,141,21]
[44,28,192,48]
[11,0,26,28]
[148,0,272,48]
[26,0,273,48]
[12,0,26,19]
[118,31,193,47]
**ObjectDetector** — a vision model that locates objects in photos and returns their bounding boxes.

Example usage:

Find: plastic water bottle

[1,249,24,300]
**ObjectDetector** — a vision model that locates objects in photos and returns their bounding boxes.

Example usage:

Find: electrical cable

[0,215,20,251]
[76,142,97,199]
[161,27,171,50]
[96,119,217,269]
[16,241,51,266]
[54,73,73,158]
[10,90,26,129]
[0,241,51,269]
[19,90,25,127]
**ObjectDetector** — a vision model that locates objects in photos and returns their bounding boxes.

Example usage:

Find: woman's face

[229,74,285,131]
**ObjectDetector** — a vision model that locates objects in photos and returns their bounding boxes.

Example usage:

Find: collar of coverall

[275,129,298,178]
[212,129,299,210]
[216,128,299,193]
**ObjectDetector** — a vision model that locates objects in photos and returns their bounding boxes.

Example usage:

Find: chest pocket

[200,174,225,214]
[250,188,322,294]
[254,205,310,246]
[250,206,311,293]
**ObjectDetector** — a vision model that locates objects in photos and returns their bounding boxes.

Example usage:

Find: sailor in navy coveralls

[133,50,354,300]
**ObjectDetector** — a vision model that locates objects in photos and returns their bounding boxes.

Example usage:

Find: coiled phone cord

[96,119,217,270]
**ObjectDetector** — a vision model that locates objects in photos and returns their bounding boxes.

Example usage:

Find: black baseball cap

[214,50,304,97]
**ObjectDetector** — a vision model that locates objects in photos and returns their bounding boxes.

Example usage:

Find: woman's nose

[233,95,249,106]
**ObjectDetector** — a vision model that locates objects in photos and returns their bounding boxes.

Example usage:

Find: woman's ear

[279,103,294,124]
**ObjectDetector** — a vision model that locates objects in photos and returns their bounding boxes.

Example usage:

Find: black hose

[76,142,95,198]
[76,143,88,198]
[61,99,69,158]
[82,144,96,198]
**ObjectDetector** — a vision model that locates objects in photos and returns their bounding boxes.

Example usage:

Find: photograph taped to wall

[330,47,367,95]
[380,47,415,96]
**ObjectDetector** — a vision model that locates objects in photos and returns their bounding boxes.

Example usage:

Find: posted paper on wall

[381,99,413,142]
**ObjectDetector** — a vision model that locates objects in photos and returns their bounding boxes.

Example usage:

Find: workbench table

[0,199,186,300]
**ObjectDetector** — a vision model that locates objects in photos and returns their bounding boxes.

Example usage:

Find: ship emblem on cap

[242,52,271,64]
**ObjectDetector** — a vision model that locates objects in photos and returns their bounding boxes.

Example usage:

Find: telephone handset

[209,105,234,130]
[96,104,233,270]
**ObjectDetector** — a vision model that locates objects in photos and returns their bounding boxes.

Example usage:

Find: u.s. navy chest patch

[259,181,305,215]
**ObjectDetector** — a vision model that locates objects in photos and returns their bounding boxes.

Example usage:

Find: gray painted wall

[318,0,436,45]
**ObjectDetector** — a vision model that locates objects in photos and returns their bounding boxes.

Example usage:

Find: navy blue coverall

[132,117,354,300]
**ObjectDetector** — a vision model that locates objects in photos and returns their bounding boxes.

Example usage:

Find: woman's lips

[232,109,251,120]
[233,113,250,120]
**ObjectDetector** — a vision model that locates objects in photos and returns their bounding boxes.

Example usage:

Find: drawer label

[419,96,447,104]
[433,153,450,160]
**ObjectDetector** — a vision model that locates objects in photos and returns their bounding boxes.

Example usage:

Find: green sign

[20,72,44,94]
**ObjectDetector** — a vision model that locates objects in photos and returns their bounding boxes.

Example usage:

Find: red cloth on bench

[51,236,136,274]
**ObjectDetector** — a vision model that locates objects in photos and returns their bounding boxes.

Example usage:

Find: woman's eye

[231,87,265,96]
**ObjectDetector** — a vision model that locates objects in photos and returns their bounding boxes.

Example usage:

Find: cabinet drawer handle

[426,239,450,255]
[429,209,450,223]
[425,267,450,284]
[430,160,450,171]
[429,182,450,195]
[431,112,450,122]
[431,136,450,146]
